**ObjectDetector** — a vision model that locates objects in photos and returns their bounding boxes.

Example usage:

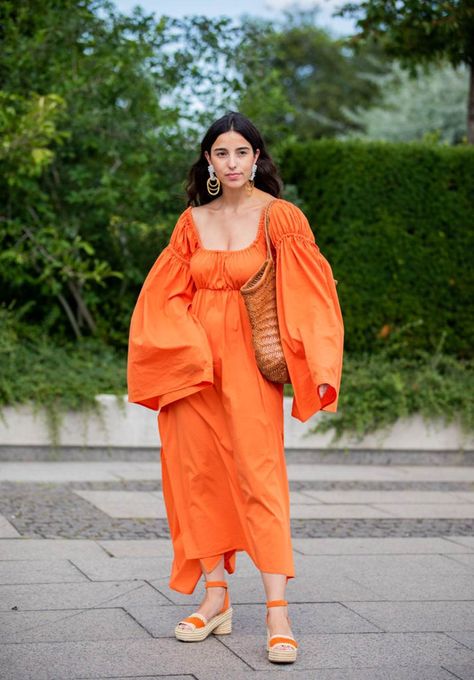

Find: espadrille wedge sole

[266,599,298,663]
[175,580,232,642]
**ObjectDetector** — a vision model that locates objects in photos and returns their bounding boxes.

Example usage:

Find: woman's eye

[214,151,248,157]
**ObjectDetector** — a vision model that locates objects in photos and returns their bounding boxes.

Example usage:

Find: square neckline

[187,199,277,254]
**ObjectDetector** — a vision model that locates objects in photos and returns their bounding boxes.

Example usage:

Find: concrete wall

[0,395,473,451]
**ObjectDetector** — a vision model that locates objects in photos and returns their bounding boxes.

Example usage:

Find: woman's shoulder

[268,197,314,241]
[168,206,199,259]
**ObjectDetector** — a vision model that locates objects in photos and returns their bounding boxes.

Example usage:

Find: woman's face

[205,130,259,190]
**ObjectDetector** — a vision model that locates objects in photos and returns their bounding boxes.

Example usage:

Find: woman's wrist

[318,383,329,399]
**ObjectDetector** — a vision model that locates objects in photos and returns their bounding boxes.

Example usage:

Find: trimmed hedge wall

[280,140,474,358]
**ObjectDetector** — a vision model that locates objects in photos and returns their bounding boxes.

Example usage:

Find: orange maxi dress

[127,198,344,594]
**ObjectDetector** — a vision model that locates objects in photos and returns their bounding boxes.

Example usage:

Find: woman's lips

[226,173,241,178]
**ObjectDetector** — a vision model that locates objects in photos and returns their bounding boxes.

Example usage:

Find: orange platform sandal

[174,580,232,642]
[266,599,298,663]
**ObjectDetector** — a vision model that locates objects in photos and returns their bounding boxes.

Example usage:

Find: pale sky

[112,0,357,37]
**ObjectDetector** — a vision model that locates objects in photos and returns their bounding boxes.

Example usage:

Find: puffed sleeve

[127,211,214,411]
[269,199,344,422]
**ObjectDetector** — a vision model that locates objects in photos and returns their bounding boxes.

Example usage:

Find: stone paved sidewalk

[0,457,474,679]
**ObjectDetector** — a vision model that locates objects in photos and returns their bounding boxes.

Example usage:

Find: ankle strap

[266,599,288,607]
[205,580,228,589]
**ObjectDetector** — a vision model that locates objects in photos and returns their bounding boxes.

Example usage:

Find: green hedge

[279,139,474,358]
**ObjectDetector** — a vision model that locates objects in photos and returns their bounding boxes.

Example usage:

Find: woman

[127,111,344,664]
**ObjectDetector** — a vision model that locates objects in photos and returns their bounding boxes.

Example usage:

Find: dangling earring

[207,164,221,196]
[246,162,257,195]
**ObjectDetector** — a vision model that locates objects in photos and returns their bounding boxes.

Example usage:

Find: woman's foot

[177,586,227,630]
[267,604,294,651]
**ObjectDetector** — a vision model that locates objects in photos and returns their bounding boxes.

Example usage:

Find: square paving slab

[74,490,167,518]
[291,536,474,555]
[0,638,249,679]
[97,538,173,558]
[341,600,474,632]
[218,630,474,671]
[294,553,474,601]
[0,539,107,561]
[0,581,168,611]
[302,490,465,503]
[0,559,88,586]
[69,554,172,581]
[0,608,150,643]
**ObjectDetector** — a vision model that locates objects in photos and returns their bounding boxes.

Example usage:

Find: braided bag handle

[239,199,290,383]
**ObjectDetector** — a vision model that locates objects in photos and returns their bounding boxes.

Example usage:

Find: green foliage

[336,0,474,70]
[2,307,472,442]
[307,325,474,442]
[0,304,126,443]
[2,0,473,372]
[280,138,474,358]
[235,9,392,146]
[335,0,474,143]
[0,0,243,344]
[340,60,469,144]
[0,92,67,178]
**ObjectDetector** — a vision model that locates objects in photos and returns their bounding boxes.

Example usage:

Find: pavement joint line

[337,573,384,600]
[3,598,473,611]
[93,540,117,558]
[364,503,398,516]
[89,583,153,610]
[328,598,474,603]
[0,607,110,638]
[65,558,94,582]
[208,635,258,671]
[119,605,155,638]
[441,536,474,549]
[442,632,474,651]
[142,581,179,605]
[337,602,387,632]
[439,554,474,568]
[440,667,466,680]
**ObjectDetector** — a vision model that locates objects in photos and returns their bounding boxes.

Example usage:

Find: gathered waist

[195,286,242,292]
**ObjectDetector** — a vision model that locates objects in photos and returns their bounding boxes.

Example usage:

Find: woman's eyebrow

[213,146,251,151]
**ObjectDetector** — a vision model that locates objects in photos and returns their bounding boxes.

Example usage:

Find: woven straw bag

[240,199,290,383]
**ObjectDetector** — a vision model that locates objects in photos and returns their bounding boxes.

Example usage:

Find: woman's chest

[189,245,266,290]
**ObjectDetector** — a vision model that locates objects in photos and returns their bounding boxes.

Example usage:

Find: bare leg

[177,556,227,630]
[261,571,294,650]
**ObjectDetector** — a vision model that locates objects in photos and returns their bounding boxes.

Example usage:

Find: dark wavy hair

[185,111,283,206]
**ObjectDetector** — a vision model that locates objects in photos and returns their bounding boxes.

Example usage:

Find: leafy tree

[0,91,116,338]
[339,60,469,143]
[335,0,474,143]
[235,8,393,146]
[0,0,241,344]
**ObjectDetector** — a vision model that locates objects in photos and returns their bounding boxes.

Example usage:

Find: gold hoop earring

[246,179,254,195]
[207,164,221,196]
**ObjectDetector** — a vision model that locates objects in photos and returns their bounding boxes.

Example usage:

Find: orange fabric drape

[269,200,344,421]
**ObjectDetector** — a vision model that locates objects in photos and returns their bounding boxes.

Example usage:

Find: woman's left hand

[318,383,329,399]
